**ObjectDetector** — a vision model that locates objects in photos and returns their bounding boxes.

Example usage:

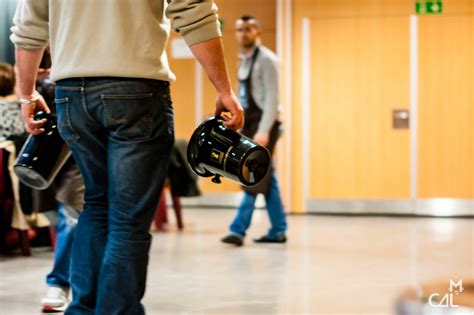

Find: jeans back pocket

[101,93,155,141]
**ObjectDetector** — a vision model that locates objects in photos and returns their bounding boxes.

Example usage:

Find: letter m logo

[449,279,463,293]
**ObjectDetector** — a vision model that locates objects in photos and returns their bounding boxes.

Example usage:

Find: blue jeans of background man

[230,170,287,238]
[46,203,78,288]
[55,77,174,315]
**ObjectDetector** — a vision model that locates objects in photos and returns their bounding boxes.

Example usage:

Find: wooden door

[308,16,411,200]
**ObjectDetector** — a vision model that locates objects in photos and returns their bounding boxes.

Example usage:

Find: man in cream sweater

[11,1,243,314]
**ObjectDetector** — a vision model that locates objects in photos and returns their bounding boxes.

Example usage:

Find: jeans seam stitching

[64,98,80,143]
[80,89,96,124]
[57,81,168,91]
[54,98,68,104]
[101,92,153,99]
[101,97,117,124]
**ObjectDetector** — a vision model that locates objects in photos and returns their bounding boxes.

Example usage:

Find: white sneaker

[41,286,69,312]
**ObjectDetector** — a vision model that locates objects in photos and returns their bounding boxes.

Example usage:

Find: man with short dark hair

[11,0,243,313]
[221,15,288,247]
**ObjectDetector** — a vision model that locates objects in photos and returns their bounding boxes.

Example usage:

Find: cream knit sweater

[10,0,221,82]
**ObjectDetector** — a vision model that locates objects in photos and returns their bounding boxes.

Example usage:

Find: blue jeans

[230,170,287,238]
[46,203,78,288]
[55,78,174,315]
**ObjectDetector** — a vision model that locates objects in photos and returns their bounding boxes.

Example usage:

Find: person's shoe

[254,234,287,243]
[41,286,69,312]
[221,234,244,246]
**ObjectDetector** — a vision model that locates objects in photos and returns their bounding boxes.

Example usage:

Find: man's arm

[16,48,44,99]
[166,0,244,130]
[11,0,50,135]
[190,38,243,130]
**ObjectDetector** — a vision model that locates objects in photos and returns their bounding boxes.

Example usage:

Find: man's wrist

[20,91,41,105]
[216,88,233,96]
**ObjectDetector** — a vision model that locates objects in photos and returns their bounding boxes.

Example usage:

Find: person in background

[11,0,243,313]
[41,164,83,312]
[35,50,85,312]
[0,63,23,139]
[221,15,288,246]
[0,58,83,312]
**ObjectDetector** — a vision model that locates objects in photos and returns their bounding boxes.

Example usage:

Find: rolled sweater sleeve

[166,0,221,47]
[257,55,280,135]
[10,0,49,50]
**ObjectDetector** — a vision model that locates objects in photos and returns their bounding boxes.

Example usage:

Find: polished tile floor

[0,209,473,314]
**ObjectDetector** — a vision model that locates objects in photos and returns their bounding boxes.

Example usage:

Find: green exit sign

[416,1,443,14]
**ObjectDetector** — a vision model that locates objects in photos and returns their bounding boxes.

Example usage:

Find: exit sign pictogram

[416,1,443,14]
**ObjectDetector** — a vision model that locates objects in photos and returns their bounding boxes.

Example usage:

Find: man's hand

[21,93,50,135]
[15,48,50,135]
[253,132,269,147]
[215,91,244,130]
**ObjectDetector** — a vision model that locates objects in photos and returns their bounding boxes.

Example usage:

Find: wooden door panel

[418,15,474,198]
[309,17,410,199]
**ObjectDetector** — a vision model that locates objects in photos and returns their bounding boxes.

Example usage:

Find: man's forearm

[189,36,244,130]
[15,48,45,98]
[190,37,232,95]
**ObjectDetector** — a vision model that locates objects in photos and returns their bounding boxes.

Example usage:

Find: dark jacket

[168,139,201,197]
